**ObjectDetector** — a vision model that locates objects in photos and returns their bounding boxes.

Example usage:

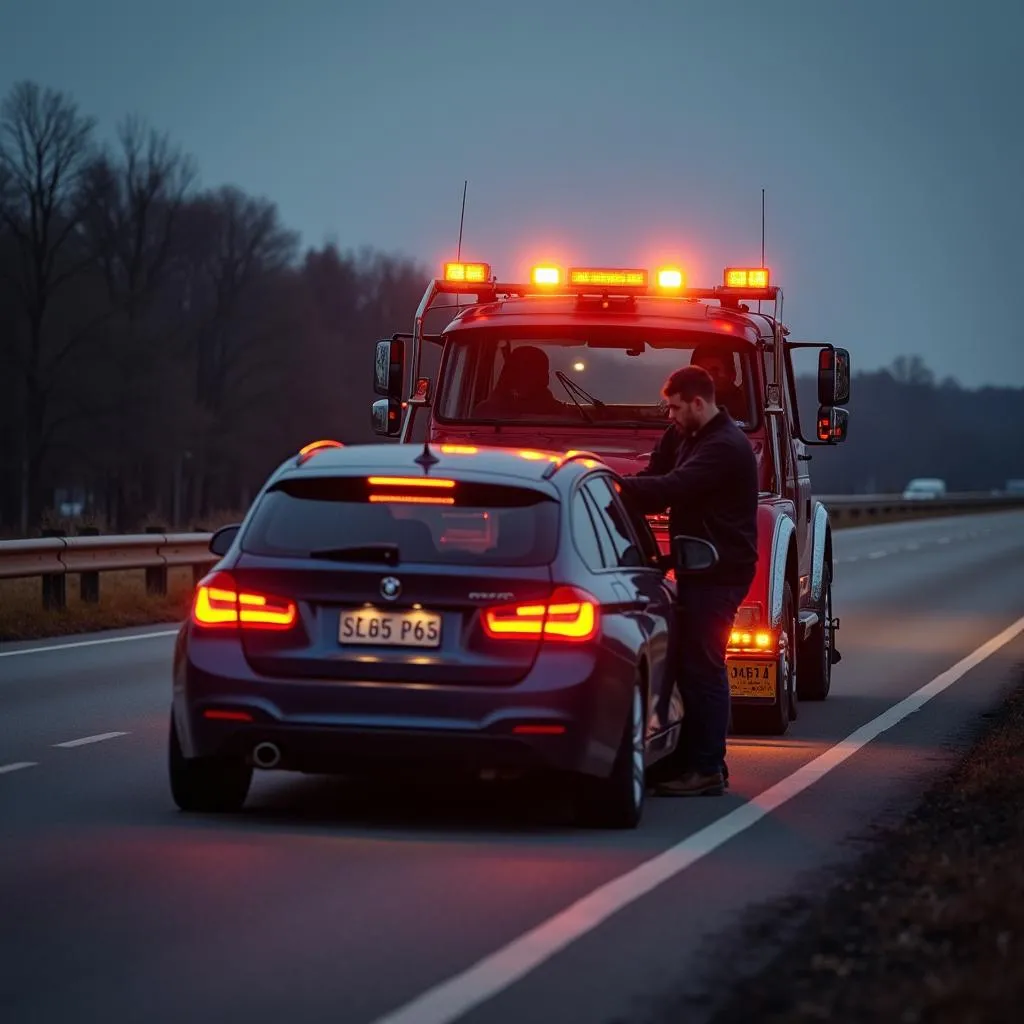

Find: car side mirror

[817,345,851,406]
[374,338,405,399]
[209,524,241,557]
[672,535,719,573]
[371,397,402,437]
[815,406,849,443]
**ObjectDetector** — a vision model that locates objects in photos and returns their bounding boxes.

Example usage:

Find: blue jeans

[670,580,752,776]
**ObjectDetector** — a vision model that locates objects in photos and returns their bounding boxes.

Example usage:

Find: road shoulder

[694,668,1024,1024]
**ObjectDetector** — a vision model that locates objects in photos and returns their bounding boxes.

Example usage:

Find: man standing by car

[617,364,759,796]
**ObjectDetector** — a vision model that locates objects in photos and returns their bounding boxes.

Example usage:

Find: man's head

[499,345,550,397]
[662,365,718,434]
[691,345,735,393]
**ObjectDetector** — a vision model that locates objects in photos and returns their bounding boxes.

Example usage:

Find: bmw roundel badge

[380,576,402,601]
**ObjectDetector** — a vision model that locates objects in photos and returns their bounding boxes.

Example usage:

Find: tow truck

[369,260,850,735]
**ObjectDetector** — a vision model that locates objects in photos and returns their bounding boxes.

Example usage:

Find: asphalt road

[2,510,1023,1024]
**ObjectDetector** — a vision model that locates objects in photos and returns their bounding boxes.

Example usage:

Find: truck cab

[370,261,850,735]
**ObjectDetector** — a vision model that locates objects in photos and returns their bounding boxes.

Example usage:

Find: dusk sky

[4,0,1023,387]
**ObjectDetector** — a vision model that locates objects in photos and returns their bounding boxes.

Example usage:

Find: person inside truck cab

[690,345,747,422]
[471,344,566,419]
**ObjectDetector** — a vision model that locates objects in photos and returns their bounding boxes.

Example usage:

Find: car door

[578,474,679,751]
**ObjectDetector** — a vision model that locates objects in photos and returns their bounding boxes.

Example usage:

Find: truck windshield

[435,331,758,429]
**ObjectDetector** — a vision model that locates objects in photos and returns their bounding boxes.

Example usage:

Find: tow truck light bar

[429,261,775,302]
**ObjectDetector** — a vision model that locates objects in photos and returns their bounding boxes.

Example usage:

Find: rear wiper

[309,544,400,565]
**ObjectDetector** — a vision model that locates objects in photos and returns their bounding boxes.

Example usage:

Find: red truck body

[370,262,850,734]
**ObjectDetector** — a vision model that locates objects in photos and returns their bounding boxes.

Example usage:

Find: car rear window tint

[242,476,560,567]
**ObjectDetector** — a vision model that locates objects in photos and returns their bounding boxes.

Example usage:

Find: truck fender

[807,500,832,610]
[768,513,798,631]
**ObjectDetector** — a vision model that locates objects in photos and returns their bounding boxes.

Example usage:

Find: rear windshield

[241,475,560,567]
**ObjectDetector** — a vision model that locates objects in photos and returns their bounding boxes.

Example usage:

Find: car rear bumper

[172,640,624,778]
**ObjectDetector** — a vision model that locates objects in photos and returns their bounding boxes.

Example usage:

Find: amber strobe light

[723,267,770,289]
[443,261,490,283]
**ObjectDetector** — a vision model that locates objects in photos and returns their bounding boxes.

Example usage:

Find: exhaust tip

[252,741,281,769]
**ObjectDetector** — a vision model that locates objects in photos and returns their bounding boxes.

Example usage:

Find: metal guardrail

[0,532,217,609]
[819,492,1024,527]
[1,495,1023,609]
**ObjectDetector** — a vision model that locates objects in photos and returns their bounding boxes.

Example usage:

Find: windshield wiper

[555,371,604,423]
[309,543,400,565]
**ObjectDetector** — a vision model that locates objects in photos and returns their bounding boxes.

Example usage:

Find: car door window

[570,491,605,572]
[583,477,645,568]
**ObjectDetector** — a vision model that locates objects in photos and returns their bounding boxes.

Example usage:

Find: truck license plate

[728,660,777,699]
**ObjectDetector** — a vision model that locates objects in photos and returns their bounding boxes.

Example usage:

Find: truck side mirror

[817,346,851,406]
[815,406,849,443]
[374,338,405,399]
[371,397,402,437]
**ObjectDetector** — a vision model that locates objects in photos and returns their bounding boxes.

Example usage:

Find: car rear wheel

[168,712,252,813]
[576,678,646,829]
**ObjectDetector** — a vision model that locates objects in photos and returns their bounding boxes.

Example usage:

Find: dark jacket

[619,410,759,585]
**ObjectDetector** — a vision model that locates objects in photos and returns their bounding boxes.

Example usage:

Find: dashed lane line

[0,762,37,775]
[53,731,129,749]
[0,629,180,660]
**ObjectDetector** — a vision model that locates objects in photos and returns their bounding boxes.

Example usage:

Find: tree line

[2,81,1019,538]
[796,355,1024,495]
[0,81,428,537]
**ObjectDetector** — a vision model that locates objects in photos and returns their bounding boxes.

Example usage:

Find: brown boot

[655,770,725,797]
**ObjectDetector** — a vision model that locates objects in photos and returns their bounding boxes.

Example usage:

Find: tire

[576,678,646,829]
[797,567,833,701]
[736,580,796,736]
[168,711,252,813]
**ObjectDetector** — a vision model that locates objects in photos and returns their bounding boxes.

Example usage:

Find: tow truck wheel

[797,568,833,701]
[575,678,645,829]
[168,712,252,813]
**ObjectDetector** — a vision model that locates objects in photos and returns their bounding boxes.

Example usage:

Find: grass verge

[707,671,1024,1024]
[0,568,195,642]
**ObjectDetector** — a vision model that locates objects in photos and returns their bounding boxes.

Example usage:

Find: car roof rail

[541,450,604,480]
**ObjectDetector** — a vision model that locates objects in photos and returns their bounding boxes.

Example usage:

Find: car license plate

[728,659,777,698]
[338,609,442,648]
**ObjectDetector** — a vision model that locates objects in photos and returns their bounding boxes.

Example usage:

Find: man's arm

[618,432,737,513]
[636,426,678,477]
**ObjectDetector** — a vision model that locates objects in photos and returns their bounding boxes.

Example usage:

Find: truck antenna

[758,187,765,314]
[455,179,468,311]
[457,179,468,261]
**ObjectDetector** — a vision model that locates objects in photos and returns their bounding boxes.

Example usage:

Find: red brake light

[482,586,599,642]
[192,571,297,631]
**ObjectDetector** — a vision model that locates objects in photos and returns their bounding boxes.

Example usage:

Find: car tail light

[482,586,599,642]
[192,571,297,631]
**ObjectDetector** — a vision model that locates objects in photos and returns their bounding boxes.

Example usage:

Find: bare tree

[0,81,96,532]
[77,117,198,527]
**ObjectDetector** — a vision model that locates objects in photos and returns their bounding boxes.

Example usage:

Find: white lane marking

[0,629,179,659]
[868,551,887,559]
[0,762,37,775]
[905,542,920,551]
[53,731,129,749]
[370,613,1024,1024]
